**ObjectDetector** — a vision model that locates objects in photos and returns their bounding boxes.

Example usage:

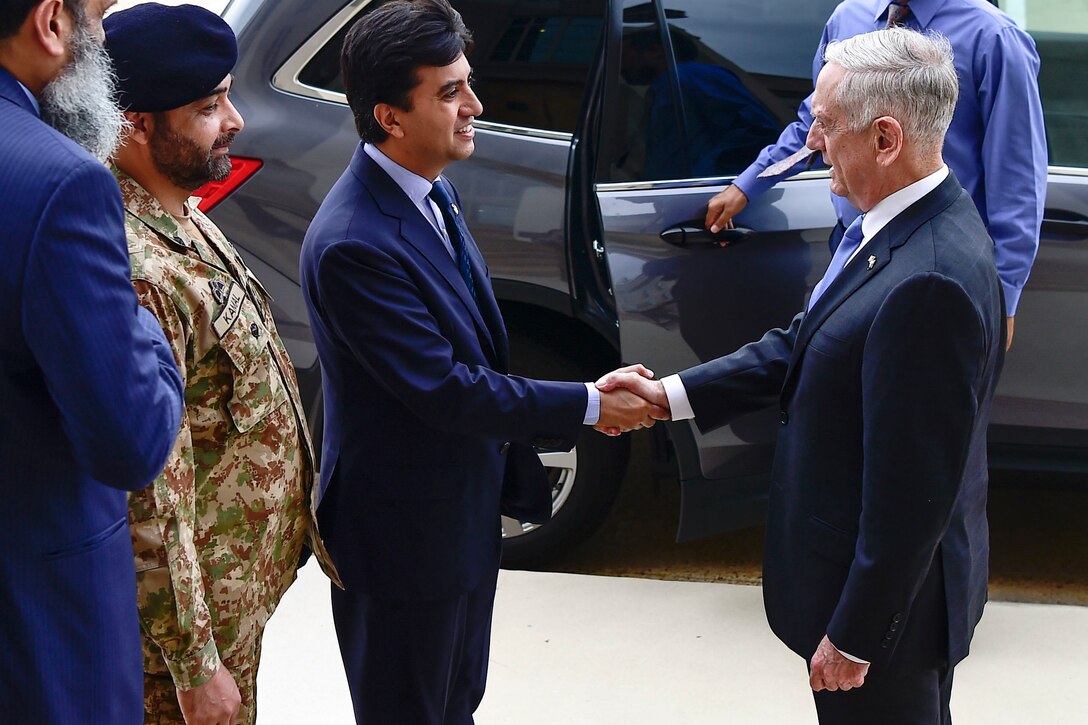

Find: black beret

[105,3,238,113]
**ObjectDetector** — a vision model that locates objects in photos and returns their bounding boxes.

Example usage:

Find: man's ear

[124,111,153,145]
[29,0,70,59]
[873,116,903,167]
[373,103,404,139]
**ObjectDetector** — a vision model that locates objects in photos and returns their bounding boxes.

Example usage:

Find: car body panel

[213,0,1088,553]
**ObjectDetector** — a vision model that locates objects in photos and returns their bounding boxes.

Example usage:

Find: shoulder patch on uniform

[210,279,228,304]
[212,282,245,337]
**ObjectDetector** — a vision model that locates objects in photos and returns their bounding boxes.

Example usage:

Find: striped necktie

[428,179,477,302]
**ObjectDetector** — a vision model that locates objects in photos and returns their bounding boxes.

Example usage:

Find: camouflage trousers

[143,642,261,725]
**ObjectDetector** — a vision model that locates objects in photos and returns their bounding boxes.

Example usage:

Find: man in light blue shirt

[705,0,1047,348]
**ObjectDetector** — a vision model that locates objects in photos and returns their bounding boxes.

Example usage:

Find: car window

[999,1,1088,167]
[297,0,606,135]
[602,0,838,183]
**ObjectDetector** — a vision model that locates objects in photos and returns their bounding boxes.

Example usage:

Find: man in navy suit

[300,1,664,723]
[0,1,184,723]
[603,28,1004,723]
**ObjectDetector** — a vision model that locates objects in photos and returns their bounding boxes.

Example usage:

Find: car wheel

[500,328,629,569]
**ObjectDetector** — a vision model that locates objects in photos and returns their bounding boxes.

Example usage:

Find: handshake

[593,364,671,436]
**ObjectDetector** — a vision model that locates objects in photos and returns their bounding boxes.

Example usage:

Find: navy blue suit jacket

[0,68,183,724]
[301,144,586,600]
[680,172,1004,669]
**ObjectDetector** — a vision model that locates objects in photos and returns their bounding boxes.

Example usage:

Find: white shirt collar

[848,165,949,263]
[363,142,457,258]
[861,165,949,241]
[363,142,436,205]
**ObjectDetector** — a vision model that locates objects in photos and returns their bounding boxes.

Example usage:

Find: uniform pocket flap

[219,313,287,433]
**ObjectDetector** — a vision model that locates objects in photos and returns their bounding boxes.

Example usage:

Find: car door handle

[1042,211,1088,239]
[659,223,754,247]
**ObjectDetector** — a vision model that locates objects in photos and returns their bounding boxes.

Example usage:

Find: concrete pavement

[257,561,1088,724]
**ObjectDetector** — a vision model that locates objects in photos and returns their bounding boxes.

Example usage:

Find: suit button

[779,411,789,425]
[889,622,898,631]
[250,323,260,336]
[499,442,511,455]
[892,613,902,623]
[884,632,894,640]
[881,641,890,649]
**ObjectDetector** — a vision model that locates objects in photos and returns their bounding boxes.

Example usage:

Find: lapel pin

[451,202,460,216]
[867,255,877,270]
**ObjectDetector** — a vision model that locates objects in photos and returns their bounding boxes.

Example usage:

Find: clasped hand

[809,635,869,693]
[592,364,671,436]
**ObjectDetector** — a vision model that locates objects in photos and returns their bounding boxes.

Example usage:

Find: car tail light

[193,156,263,213]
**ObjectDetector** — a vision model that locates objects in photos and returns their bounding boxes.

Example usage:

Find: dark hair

[340,0,473,143]
[1,0,85,40]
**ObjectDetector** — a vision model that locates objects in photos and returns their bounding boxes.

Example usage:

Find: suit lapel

[443,176,509,371]
[795,230,893,355]
[781,172,965,400]
[353,149,498,362]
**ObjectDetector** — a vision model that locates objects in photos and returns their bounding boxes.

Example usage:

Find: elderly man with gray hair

[600,27,1004,723]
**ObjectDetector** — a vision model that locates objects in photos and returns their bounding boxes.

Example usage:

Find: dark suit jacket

[0,68,183,724]
[300,144,586,600]
[680,172,1004,669]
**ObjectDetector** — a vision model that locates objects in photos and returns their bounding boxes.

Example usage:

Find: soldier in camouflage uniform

[104,5,340,724]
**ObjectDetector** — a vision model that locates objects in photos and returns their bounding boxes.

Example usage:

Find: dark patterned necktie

[886,0,912,27]
[428,179,477,302]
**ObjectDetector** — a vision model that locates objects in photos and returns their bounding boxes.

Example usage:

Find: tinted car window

[297,0,605,134]
[999,0,1088,167]
[603,0,838,182]
[296,17,347,94]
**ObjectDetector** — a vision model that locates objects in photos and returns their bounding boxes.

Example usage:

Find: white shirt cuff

[837,648,870,665]
[583,382,600,425]
[661,374,695,421]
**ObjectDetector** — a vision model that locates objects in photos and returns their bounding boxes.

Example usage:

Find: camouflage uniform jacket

[116,169,341,691]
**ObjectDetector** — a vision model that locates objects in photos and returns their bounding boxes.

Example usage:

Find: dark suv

[206,0,1088,566]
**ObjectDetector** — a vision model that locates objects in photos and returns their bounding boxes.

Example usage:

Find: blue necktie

[429,180,477,302]
[808,215,865,311]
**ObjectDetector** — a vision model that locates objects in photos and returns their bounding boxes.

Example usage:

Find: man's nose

[464,86,483,117]
[224,98,245,133]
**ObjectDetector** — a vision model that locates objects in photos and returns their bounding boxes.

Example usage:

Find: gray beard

[39,21,128,162]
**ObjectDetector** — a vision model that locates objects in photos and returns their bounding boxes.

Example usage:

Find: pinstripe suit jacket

[0,66,183,724]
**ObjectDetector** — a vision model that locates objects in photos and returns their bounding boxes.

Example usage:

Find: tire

[499,328,629,569]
